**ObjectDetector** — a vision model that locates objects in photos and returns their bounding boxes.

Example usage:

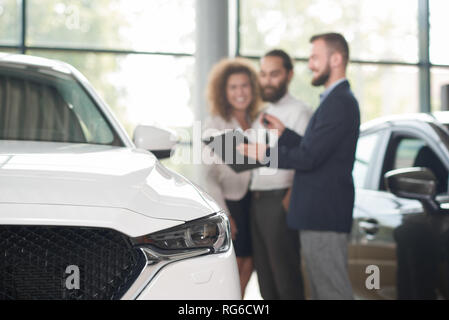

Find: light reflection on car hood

[0,140,219,221]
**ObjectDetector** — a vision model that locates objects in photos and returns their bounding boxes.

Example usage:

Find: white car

[0,53,240,300]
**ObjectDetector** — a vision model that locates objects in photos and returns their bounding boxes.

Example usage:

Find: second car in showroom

[349,112,449,299]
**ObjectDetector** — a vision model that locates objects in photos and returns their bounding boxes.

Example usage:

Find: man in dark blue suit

[239,33,360,299]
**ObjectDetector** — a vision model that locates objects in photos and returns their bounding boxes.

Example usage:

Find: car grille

[0,226,146,300]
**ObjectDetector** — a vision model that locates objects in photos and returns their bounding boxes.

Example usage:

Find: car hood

[0,141,220,222]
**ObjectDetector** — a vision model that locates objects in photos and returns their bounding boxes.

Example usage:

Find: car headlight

[131,211,231,254]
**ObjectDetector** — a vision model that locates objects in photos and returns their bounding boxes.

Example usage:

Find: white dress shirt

[250,93,313,191]
[200,115,252,215]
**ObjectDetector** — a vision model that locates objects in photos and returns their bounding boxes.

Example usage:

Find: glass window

[240,0,418,63]
[246,59,419,122]
[431,67,449,111]
[353,132,381,188]
[28,50,195,138]
[0,49,21,54]
[0,0,21,45]
[392,136,448,194]
[27,0,195,54]
[348,64,419,123]
[430,0,449,65]
[394,138,426,169]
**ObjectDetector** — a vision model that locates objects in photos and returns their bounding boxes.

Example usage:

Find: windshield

[0,65,122,146]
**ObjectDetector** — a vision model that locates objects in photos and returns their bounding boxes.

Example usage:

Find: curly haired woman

[202,58,263,298]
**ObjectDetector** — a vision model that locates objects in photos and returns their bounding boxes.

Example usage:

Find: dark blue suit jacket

[275,80,360,233]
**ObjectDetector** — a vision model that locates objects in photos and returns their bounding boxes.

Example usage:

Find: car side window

[353,133,381,189]
[393,138,426,169]
[383,135,449,194]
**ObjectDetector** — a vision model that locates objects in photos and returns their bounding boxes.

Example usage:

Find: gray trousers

[300,230,353,300]
[250,190,305,300]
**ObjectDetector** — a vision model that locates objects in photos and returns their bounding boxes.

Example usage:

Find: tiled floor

[243,273,366,300]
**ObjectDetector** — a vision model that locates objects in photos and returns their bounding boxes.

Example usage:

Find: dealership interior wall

[1,0,448,182]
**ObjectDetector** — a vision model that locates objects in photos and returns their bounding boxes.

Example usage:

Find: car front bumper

[136,245,240,300]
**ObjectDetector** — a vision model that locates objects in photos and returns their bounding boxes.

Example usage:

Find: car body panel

[137,247,240,300]
[0,203,183,238]
[0,140,217,222]
[350,112,449,299]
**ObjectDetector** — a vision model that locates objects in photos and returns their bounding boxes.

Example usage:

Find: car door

[352,126,449,300]
[350,127,410,299]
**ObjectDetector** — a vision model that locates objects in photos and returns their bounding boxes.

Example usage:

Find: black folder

[202,129,266,173]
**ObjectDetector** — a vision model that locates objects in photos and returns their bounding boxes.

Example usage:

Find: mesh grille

[0,226,145,300]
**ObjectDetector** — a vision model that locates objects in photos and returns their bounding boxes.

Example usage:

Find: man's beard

[311,64,331,87]
[261,79,288,103]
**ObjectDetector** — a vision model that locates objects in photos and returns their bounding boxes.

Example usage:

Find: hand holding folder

[202,129,266,173]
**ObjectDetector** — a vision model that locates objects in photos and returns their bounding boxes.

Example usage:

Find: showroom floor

[243,272,262,300]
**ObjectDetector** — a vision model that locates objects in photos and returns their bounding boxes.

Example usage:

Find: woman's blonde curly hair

[206,58,262,122]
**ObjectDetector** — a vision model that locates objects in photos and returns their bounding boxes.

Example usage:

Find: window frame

[235,0,449,113]
[354,129,386,190]
[379,126,449,191]
[0,1,194,71]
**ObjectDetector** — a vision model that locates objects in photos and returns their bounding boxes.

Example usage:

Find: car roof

[0,52,73,74]
[361,111,449,132]
[432,111,449,125]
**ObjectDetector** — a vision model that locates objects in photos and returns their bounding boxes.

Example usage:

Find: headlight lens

[131,212,230,253]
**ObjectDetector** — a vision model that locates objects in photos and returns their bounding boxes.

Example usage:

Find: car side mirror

[384,167,439,213]
[133,125,178,159]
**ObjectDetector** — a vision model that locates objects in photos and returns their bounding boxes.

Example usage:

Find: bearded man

[249,49,312,300]
[240,34,360,300]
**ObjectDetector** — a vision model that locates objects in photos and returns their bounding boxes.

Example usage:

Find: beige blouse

[200,115,252,215]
